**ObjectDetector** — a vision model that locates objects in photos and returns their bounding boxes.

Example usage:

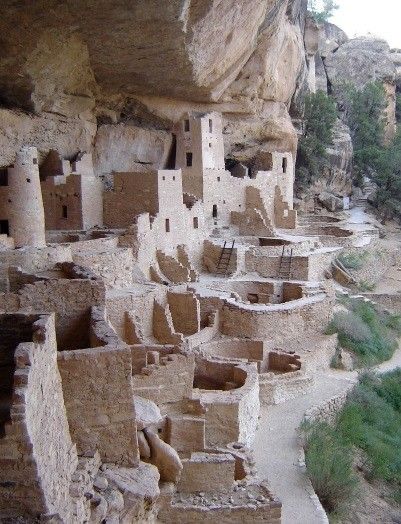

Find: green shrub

[357,280,375,292]
[303,371,401,515]
[302,421,358,514]
[327,299,398,366]
[337,373,401,490]
[337,251,369,270]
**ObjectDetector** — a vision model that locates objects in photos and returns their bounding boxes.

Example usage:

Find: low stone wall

[303,389,351,425]
[0,245,72,292]
[185,311,220,350]
[245,249,309,280]
[193,361,260,448]
[167,291,200,335]
[200,339,268,372]
[131,349,195,407]
[105,284,163,343]
[159,483,281,524]
[0,274,105,351]
[220,293,333,344]
[259,371,314,405]
[361,293,401,313]
[90,305,122,347]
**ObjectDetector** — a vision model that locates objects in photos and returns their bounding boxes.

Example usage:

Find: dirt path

[253,370,356,524]
[253,205,401,523]
[253,347,401,524]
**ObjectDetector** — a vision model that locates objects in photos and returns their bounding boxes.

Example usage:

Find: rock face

[390,49,401,90]
[325,37,396,94]
[301,23,398,199]
[324,36,397,141]
[325,120,353,185]
[133,396,163,431]
[318,22,348,58]
[0,0,309,170]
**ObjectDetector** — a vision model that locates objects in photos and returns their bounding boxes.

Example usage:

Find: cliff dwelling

[1,1,401,523]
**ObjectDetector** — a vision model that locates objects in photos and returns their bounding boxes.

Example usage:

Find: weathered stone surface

[325,37,396,96]
[0,0,308,170]
[134,396,163,431]
[94,124,173,178]
[0,0,269,104]
[318,21,348,58]
[304,15,319,56]
[103,463,160,521]
[0,109,96,167]
[90,493,108,523]
[317,191,344,212]
[328,120,353,169]
[137,431,151,459]
[315,53,328,93]
[390,49,401,90]
[93,475,109,491]
[324,36,397,142]
[144,428,183,483]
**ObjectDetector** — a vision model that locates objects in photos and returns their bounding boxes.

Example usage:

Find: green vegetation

[326,297,401,366]
[302,421,358,514]
[296,91,338,188]
[337,251,369,270]
[344,82,387,186]
[308,0,339,23]
[303,370,401,516]
[344,81,401,221]
[357,280,375,292]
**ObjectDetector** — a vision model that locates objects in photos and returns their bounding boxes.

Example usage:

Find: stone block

[166,416,205,454]
[177,452,235,494]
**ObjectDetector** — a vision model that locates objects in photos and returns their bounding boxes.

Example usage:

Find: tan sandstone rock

[144,428,183,483]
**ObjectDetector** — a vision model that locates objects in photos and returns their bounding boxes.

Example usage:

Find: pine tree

[296,90,338,188]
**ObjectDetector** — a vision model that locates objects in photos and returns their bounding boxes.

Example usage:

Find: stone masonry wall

[73,247,133,289]
[0,314,77,521]
[220,294,333,344]
[58,345,139,466]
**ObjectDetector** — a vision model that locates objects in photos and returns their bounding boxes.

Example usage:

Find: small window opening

[282,157,287,173]
[186,152,193,167]
[62,205,68,219]
[193,217,199,229]
[184,119,190,132]
[162,176,165,180]
[209,119,213,133]
[0,169,8,187]
[0,220,9,235]
[212,204,218,219]
[173,176,175,181]
[217,176,220,182]
[165,218,170,232]
[209,143,212,148]
[26,178,31,183]
[33,158,38,165]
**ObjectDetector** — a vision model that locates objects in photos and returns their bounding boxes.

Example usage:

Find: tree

[296,90,338,188]
[308,0,339,23]
[344,82,387,185]
[344,81,401,221]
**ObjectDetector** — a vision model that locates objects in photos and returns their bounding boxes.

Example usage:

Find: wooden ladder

[216,240,235,277]
[278,246,293,280]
